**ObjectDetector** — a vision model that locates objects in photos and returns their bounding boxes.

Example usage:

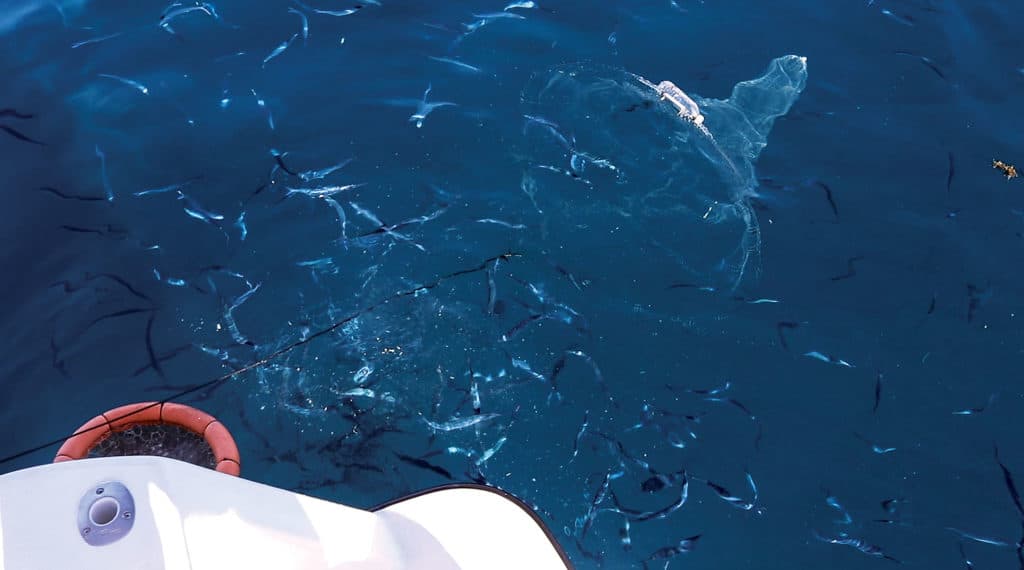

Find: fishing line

[0,252,519,467]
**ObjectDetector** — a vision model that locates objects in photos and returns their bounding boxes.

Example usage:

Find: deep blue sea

[2,0,1024,567]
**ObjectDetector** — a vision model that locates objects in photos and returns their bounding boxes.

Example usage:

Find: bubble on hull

[521,55,807,288]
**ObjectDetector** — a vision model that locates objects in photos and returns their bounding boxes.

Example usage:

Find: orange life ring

[53,402,241,476]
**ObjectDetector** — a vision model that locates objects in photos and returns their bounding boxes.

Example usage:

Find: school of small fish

[1,0,1022,568]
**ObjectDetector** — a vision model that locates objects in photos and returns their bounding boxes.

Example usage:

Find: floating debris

[994,159,1018,180]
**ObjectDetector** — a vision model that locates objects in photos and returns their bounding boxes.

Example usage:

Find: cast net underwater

[193,54,810,559]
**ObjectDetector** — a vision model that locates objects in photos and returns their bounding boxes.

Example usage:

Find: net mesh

[88,424,217,469]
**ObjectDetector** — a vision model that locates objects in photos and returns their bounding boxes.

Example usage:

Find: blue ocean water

[2,0,1024,567]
